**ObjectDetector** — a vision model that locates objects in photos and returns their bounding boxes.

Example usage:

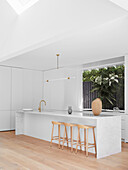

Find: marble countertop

[17,110,122,120]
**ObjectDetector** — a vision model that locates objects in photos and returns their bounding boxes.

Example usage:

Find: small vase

[92,98,102,116]
[68,106,72,114]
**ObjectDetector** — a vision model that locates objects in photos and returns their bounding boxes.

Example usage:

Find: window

[83,65,124,110]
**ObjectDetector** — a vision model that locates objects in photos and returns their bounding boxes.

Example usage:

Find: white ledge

[17,110,121,120]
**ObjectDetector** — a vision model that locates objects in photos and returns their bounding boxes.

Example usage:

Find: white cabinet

[0,67,43,131]
[10,111,15,130]
[121,115,125,140]
[11,68,23,130]
[11,68,43,130]
[31,70,43,110]
[12,68,23,110]
[120,114,128,142]
[0,67,11,131]
[0,67,11,110]
[0,111,10,131]
[22,69,33,108]
[22,69,43,110]
[12,68,43,110]
[125,115,128,142]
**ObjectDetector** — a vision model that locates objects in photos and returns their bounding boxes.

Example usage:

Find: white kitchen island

[16,110,121,159]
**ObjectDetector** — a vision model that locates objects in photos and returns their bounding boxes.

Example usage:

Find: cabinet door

[10,111,15,130]
[12,68,23,110]
[125,115,128,142]
[32,70,43,110]
[22,69,43,110]
[22,69,33,108]
[0,67,11,110]
[0,111,10,131]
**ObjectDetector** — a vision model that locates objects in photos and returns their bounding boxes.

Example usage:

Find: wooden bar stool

[50,121,63,149]
[76,124,97,157]
[62,123,77,152]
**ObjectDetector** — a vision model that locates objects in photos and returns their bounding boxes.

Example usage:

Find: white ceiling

[0,0,128,71]
[109,0,128,11]
[1,16,128,71]
[6,0,39,14]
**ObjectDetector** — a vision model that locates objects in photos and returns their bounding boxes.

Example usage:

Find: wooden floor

[0,131,128,170]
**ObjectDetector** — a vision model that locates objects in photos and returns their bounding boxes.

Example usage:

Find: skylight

[109,0,128,11]
[6,0,39,15]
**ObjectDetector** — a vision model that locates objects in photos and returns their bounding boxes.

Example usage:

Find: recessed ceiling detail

[109,0,128,11]
[6,0,39,14]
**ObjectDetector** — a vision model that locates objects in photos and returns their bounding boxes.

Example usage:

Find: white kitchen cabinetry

[0,111,10,131]
[0,67,11,131]
[121,115,126,141]
[0,67,11,110]
[0,67,43,131]
[10,111,15,130]
[120,114,128,142]
[22,69,43,110]
[31,70,43,110]
[22,69,33,109]
[11,68,23,130]
[12,68,43,110]
[12,68,23,111]
[125,115,128,142]
[11,68,43,129]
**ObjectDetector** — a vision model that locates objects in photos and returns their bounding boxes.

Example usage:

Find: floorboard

[0,131,128,170]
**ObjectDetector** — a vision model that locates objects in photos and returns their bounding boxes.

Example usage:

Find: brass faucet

[38,100,46,112]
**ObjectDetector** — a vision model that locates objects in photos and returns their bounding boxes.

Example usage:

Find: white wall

[43,68,82,111]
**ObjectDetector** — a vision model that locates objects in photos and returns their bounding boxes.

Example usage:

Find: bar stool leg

[50,124,54,147]
[76,127,80,154]
[62,126,66,150]
[65,126,68,148]
[93,127,97,157]
[70,126,73,152]
[86,129,88,157]
[79,129,81,151]
[58,124,61,149]
[84,129,86,153]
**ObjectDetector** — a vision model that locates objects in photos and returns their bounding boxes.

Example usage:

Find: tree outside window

[83,65,124,110]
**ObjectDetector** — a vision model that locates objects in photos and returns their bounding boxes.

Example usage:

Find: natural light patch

[109,0,128,11]
[6,0,39,15]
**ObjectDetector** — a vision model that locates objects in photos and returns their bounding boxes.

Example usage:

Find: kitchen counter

[16,110,119,119]
[16,110,121,159]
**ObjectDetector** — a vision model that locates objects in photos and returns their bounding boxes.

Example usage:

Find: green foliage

[83,65,124,109]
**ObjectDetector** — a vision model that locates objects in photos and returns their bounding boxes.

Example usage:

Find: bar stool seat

[76,124,97,157]
[50,121,64,149]
[62,122,77,152]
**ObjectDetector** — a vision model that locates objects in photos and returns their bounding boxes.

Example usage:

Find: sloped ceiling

[1,16,128,70]
[0,0,128,70]
[109,0,128,11]
[6,0,40,14]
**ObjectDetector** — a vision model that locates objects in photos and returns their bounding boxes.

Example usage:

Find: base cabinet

[121,115,126,141]
[10,111,16,130]
[125,115,128,142]
[0,111,10,131]
[120,114,128,143]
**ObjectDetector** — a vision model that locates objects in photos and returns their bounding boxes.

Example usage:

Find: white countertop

[17,110,122,120]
